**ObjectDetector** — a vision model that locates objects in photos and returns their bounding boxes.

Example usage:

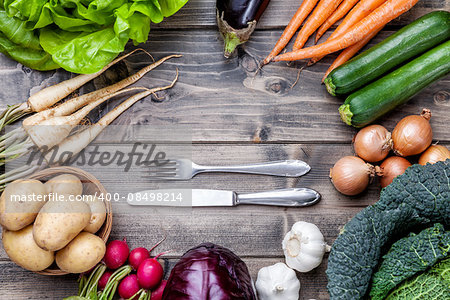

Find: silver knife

[127,188,321,207]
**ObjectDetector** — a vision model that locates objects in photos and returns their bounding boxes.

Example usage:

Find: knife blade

[127,188,320,207]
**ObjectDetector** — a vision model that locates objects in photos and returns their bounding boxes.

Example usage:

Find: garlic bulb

[282,221,330,272]
[255,263,300,300]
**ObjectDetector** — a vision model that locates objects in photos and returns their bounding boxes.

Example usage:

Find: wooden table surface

[0,0,449,299]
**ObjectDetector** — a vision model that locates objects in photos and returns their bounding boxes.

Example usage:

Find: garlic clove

[256,262,300,300]
[282,221,328,273]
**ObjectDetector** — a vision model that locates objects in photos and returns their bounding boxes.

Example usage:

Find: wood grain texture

[1,31,448,143]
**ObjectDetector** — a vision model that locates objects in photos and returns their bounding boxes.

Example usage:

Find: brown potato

[33,198,91,251]
[45,174,83,197]
[83,196,106,234]
[2,225,54,271]
[56,232,105,273]
[0,179,47,231]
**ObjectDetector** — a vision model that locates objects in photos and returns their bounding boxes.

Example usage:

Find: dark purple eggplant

[216,0,270,58]
[162,243,256,300]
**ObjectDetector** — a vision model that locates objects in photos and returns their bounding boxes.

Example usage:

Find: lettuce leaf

[0,9,58,70]
[0,31,58,70]
[0,0,188,73]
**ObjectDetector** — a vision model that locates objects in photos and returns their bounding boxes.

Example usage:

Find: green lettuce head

[0,0,188,73]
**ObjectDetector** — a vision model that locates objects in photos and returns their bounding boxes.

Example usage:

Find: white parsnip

[24,87,146,149]
[26,49,148,112]
[23,54,181,127]
[45,70,179,164]
[1,54,181,166]
[0,49,153,131]
[0,53,181,191]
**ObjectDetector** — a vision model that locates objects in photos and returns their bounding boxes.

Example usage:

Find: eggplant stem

[216,11,257,58]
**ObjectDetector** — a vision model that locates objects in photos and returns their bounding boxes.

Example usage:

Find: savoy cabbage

[326,159,450,300]
[386,257,450,299]
[370,223,450,300]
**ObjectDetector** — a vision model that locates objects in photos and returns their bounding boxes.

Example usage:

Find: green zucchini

[339,40,450,128]
[325,11,450,96]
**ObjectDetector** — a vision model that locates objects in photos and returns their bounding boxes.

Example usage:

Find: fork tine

[142,158,186,180]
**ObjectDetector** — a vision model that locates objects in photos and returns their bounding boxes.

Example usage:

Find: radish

[129,248,150,270]
[104,239,130,270]
[129,236,167,271]
[151,280,167,300]
[137,255,165,290]
[0,49,149,131]
[98,270,113,290]
[98,265,133,300]
[118,274,141,300]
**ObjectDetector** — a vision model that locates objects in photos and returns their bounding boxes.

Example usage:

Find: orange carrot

[262,0,320,65]
[309,0,387,65]
[273,0,419,62]
[321,27,382,82]
[292,0,345,51]
[315,0,360,44]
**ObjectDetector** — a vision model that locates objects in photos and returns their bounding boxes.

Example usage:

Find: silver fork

[143,159,310,180]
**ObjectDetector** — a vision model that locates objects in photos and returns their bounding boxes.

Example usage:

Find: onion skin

[354,125,391,162]
[419,145,450,165]
[392,109,433,156]
[379,156,411,188]
[330,156,374,196]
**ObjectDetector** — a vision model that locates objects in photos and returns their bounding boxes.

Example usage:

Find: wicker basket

[27,166,112,276]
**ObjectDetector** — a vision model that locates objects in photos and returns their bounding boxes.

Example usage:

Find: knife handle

[236,188,321,207]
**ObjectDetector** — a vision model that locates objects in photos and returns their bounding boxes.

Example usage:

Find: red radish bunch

[80,237,168,300]
[137,256,165,289]
[98,270,113,290]
[104,239,130,269]
[129,247,151,270]
[118,274,141,299]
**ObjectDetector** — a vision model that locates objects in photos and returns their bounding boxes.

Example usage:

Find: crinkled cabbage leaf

[386,257,450,299]
[370,223,450,300]
[326,160,450,300]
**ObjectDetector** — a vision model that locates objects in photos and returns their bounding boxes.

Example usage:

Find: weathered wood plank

[1,30,448,143]
[153,0,448,29]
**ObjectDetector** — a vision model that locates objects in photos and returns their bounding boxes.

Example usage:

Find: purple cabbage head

[162,243,256,300]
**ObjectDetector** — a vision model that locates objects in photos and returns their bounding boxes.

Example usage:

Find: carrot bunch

[262,0,420,81]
